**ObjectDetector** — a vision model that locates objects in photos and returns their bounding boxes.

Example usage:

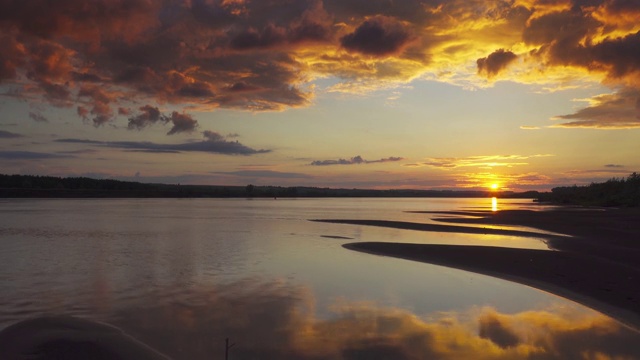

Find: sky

[0,0,639,191]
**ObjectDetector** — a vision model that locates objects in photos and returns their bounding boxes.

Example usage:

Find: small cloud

[310,155,403,166]
[166,112,198,135]
[520,125,540,130]
[127,105,166,130]
[128,106,199,135]
[477,49,518,78]
[604,164,625,168]
[29,112,49,123]
[0,130,23,138]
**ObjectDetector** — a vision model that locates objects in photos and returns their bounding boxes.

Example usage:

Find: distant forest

[0,174,536,199]
[538,173,640,207]
[2,173,639,205]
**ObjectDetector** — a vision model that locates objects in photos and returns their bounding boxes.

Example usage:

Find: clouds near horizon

[0,130,23,138]
[57,131,269,156]
[410,154,554,170]
[311,155,403,166]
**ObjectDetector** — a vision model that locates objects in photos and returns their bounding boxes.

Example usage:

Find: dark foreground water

[1,198,639,359]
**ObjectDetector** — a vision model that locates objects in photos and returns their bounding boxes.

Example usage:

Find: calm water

[1,198,639,359]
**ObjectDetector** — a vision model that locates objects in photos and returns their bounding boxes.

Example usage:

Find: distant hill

[0,174,537,199]
[537,173,640,207]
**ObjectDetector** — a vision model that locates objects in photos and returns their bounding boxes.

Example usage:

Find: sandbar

[320,208,640,330]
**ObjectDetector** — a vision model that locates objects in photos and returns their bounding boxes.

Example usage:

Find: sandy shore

[320,208,640,331]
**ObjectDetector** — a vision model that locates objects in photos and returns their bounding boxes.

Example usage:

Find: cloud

[0,130,23,138]
[310,155,403,166]
[563,168,632,176]
[551,89,640,129]
[0,151,71,159]
[340,15,414,57]
[56,131,269,155]
[519,125,540,130]
[477,49,518,77]
[604,164,625,168]
[127,105,166,130]
[28,112,48,123]
[215,170,312,179]
[1,0,640,129]
[76,85,120,126]
[166,112,199,135]
[415,154,553,169]
[128,106,199,135]
[455,172,554,190]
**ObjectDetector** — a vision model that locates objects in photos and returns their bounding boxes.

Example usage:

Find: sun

[490,183,499,190]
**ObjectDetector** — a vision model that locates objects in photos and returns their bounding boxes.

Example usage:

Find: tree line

[538,173,640,207]
[0,174,535,198]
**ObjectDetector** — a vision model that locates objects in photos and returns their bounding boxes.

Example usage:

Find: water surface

[1,198,637,359]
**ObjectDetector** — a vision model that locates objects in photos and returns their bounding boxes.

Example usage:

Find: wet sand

[320,208,640,330]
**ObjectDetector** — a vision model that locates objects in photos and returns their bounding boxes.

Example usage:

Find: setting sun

[491,184,499,190]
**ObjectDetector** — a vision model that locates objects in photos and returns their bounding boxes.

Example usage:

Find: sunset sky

[1,0,639,191]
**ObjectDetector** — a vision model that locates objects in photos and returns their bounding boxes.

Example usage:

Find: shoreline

[321,208,640,331]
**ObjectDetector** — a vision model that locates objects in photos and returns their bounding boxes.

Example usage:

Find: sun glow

[490,183,499,190]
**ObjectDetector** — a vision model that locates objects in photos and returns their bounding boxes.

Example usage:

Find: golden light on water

[491,197,498,212]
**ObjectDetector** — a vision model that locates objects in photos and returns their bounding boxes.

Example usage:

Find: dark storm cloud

[311,155,403,166]
[57,131,269,155]
[28,112,48,123]
[477,49,518,77]
[0,130,23,138]
[340,16,413,57]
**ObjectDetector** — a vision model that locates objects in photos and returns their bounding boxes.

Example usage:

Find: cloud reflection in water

[103,279,640,360]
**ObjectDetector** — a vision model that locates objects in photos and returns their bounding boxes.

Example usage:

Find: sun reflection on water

[492,197,498,212]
